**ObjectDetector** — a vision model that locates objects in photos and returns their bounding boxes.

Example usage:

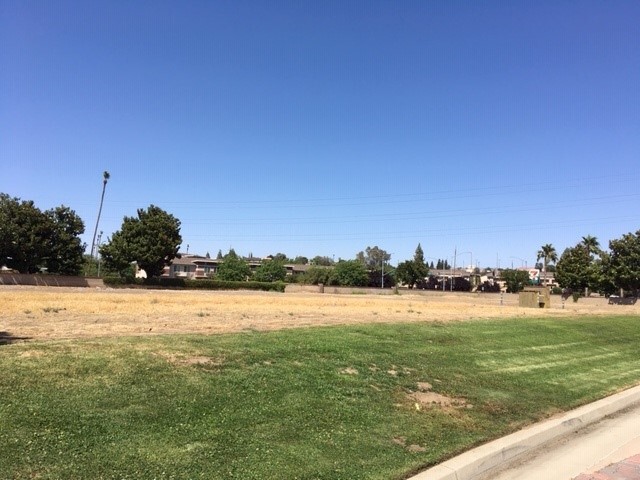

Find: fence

[0,273,104,288]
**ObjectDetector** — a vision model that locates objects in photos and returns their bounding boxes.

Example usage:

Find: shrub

[302,266,333,285]
[102,276,285,292]
[478,281,501,293]
[143,277,186,288]
[102,276,134,287]
[184,279,286,292]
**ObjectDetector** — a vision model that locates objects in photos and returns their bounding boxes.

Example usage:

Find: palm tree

[580,235,600,296]
[536,243,558,286]
[90,171,110,260]
[581,235,601,258]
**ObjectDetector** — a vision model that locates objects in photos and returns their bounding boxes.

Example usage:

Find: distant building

[162,254,310,279]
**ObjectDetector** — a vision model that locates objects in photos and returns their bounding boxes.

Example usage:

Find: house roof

[170,255,219,266]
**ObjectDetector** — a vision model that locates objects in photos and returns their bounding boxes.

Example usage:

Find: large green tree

[356,246,391,270]
[44,206,86,275]
[501,269,530,293]
[395,244,429,289]
[330,260,368,287]
[607,230,640,296]
[216,251,252,281]
[356,245,393,287]
[0,194,50,273]
[555,245,591,293]
[0,194,85,274]
[253,260,287,282]
[100,205,182,278]
[395,261,421,289]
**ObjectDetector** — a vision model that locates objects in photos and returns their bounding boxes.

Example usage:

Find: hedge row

[102,276,286,292]
[184,279,286,292]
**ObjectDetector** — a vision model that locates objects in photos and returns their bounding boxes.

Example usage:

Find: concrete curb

[409,384,640,480]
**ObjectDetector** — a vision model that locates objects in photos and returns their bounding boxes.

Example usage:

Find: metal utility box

[519,286,551,308]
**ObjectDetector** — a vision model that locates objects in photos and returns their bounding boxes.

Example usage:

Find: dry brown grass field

[1,285,637,342]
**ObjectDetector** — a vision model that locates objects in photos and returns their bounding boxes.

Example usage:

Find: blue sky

[1,0,639,268]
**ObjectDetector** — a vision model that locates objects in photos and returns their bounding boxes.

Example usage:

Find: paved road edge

[409,384,640,480]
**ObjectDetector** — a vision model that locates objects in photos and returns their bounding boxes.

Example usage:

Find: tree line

[551,234,640,297]
[2,192,638,295]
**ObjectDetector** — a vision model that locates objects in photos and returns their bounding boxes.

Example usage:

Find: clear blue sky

[1,1,639,268]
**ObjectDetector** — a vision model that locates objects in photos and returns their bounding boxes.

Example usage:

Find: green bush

[143,277,186,288]
[185,279,286,292]
[551,286,563,295]
[301,266,333,285]
[102,276,134,286]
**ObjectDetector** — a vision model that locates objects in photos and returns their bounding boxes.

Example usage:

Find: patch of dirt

[156,352,222,367]
[407,444,427,453]
[340,367,359,375]
[409,381,468,408]
[410,391,465,407]
[392,436,426,453]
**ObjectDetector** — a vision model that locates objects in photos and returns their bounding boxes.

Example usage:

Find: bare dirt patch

[409,391,466,408]
[0,286,636,342]
[157,352,221,367]
[408,381,469,409]
[340,367,359,375]
[392,436,427,453]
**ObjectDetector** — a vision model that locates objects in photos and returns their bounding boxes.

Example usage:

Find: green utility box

[519,286,550,308]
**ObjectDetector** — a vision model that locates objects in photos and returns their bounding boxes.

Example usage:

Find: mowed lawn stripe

[1,315,640,480]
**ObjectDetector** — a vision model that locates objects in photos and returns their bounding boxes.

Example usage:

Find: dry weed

[0,286,635,342]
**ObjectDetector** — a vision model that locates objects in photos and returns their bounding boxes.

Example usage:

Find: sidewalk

[410,385,640,480]
[489,402,640,480]
[573,454,640,480]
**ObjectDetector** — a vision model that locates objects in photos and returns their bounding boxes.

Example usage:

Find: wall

[0,273,104,288]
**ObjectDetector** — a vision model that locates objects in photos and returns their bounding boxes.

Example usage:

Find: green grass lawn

[2,315,640,480]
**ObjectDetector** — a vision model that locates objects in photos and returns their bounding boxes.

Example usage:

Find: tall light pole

[90,171,110,259]
[96,231,103,277]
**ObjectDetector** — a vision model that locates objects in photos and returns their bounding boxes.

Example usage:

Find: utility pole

[96,231,103,277]
[381,252,393,289]
[90,171,110,260]
[451,247,457,292]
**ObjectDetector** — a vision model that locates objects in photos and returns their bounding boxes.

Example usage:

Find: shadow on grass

[0,331,31,345]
